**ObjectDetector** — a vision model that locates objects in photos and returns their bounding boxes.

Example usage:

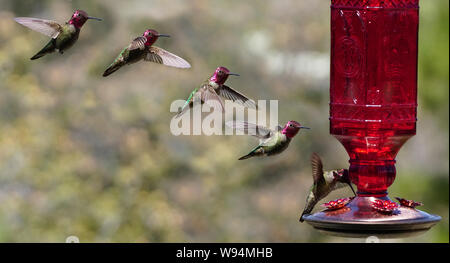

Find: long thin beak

[300,126,310,129]
[158,34,171,38]
[228,72,240,76]
[87,16,102,21]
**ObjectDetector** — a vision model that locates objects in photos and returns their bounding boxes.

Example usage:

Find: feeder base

[302,196,441,238]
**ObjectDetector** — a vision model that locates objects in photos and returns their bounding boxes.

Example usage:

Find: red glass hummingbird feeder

[303,0,441,237]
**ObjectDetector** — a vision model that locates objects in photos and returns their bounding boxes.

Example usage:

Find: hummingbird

[102,29,191,77]
[175,66,257,118]
[226,120,310,160]
[14,10,102,60]
[299,153,356,222]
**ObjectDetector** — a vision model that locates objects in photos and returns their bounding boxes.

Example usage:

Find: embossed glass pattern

[330,0,419,195]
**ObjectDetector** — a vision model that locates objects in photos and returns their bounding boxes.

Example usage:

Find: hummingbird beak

[300,126,310,129]
[228,73,240,77]
[87,16,102,21]
[158,34,171,38]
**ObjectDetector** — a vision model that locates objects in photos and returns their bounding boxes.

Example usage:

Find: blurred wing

[225,121,274,139]
[14,17,62,38]
[202,87,224,113]
[311,153,324,184]
[217,85,257,109]
[146,46,191,68]
[259,135,277,146]
[129,36,147,50]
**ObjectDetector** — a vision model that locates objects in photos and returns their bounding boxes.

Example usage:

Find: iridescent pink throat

[209,73,228,85]
[69,18,86,29]
[282,127,299,139]
[145,37,158,46]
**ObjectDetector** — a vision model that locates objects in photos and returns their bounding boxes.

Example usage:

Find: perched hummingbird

[14,10,102,60]
[226,120,310,160]
[102,29,190,77]
[299,153,356,222]
[175,66,257,118]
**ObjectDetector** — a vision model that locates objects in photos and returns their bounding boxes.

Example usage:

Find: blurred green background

[0,0,448,242]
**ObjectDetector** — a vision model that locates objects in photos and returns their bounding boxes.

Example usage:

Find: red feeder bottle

[303,0,440,237]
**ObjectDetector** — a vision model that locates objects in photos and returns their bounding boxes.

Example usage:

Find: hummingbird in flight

[175,66,257,118]
[102,29,191,77]
[14,10,102,60]
[226,120,310,160]
[299,153,356,222]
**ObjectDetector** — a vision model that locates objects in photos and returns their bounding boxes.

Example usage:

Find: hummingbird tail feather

[175,105,190,119]
[103,63,122,77]
[238,153,254,160]
[30,52,47,60]
[30,40,55,60]
[174,111,184,119]
[299,198,316,222]
[299,209,311,223]
[299,213,305,222]
[238,146,262,160]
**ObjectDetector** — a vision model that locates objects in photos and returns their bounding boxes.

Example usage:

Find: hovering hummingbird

[14,10,102,60]
[226,120,309,160]
[299,153,356,222]
[175,66,257,118]
[102,29,190,77]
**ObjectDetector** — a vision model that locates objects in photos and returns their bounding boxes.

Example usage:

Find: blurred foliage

[0,0,448,242]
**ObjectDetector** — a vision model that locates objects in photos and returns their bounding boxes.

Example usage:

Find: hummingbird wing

[176,82,224,118]
[258,134,280,146]
[311,153,325,184]
[146,46,191,68]
[225,121,274,139]
[14,17,62,39]
[202,86,225,113]
[128,36,147,50]
[217,85,258,109]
